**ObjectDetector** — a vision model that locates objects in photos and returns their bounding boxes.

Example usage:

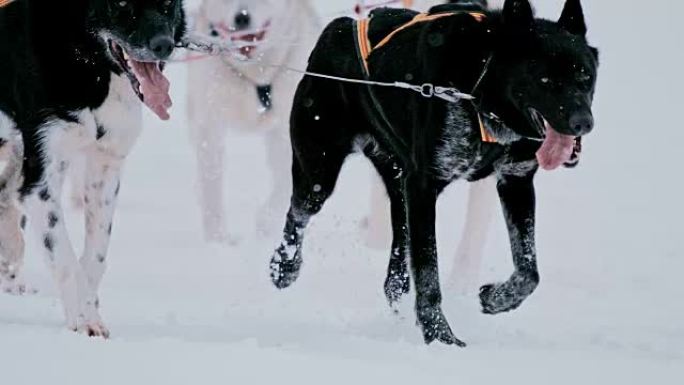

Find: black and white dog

[0,0,186,337]
[269,0,598,346]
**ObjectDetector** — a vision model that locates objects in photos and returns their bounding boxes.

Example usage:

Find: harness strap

[357,19,373,74]
[0,0,15,8]
[374,12,485,53]
[356,11,497,143]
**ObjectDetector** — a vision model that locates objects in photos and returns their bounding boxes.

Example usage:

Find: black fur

[0,0,186,195]
[269,0,598,346]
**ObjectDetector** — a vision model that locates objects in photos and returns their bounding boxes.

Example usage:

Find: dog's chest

[49,75,142,159]
[433,105,490,181]
[90,74,143,156]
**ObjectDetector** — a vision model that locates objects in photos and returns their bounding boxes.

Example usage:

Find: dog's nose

[150,35,174,60]
[569,112,594,136]
[234,10,251,30]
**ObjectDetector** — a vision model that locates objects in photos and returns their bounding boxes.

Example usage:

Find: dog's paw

[270,243,303,289]
[68,309,110,339]
[479,273,539,315]
[384,264,410,307]
[0,274,38,296]
[417,307,466,347]
[73,321,110,339]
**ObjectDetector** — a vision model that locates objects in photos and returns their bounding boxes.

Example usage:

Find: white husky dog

[187,0,320,242]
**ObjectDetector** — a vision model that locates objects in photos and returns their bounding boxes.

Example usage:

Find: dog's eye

[540,77,550,84]
[118,1,127,7]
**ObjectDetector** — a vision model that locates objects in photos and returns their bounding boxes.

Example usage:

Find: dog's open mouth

[231,22,270,59]
[108,40,172,120]
[529,109,577,171]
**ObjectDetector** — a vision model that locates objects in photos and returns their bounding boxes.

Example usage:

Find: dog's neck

[463,13,544,143]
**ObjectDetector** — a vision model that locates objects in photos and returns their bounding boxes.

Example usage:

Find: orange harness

[0,0,15,8]
[355,11,497,143]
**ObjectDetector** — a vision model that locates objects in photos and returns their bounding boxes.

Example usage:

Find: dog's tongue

[129,60,172,120]
[536,121,576,171]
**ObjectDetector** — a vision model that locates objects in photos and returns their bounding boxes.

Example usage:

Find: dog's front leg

[405,174,465,346]
[194,127,230,243]
[24,157,108,337]
[480,170,540,315]
[80,149,123,313]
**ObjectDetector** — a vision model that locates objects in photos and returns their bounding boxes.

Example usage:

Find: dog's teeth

[122,51,129,60]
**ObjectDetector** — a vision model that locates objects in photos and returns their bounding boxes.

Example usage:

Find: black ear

[502,0,534,29]
[590,46,599,64]
[558,0,587,36]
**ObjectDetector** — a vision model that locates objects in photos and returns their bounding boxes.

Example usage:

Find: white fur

[0,111,27,294]
[0,74,142,335]
[187,0,320,242]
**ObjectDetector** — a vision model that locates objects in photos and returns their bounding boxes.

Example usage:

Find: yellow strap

[0,0,15,8]
[357,18,372,74]
[374,12,484,52]
[356,11,497,144]
[478,114,497,143]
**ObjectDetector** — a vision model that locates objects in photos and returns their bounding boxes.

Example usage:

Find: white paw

[68,310,110,339]
[0,275,38,296]
[73,321,110,339]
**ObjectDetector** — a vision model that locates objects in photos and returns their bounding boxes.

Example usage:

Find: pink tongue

[129,60,172,120]
[536,121,576,171]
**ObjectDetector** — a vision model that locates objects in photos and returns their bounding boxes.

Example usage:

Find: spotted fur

[0,0,186,337]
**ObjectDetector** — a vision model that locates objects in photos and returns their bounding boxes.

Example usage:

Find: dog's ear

[558,0,587,36]
[502,0,534,29]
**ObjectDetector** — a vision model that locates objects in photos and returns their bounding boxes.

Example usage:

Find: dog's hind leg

[405,173,465,346]
[479,171,540,315]
[0,140,28,295]
[269,89,353,289]
[269,146,348,289]
[79,149,123,312]
[449,177,497,294]
[363,178,392,249]
[366,151,410,308]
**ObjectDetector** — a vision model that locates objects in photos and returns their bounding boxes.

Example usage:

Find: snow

[2,1,683,384]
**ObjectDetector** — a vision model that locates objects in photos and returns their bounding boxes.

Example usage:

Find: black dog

[0,0,185,337]
[270,0,598,346]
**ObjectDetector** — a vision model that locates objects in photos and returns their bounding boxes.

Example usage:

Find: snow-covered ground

[2,1,682,384]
